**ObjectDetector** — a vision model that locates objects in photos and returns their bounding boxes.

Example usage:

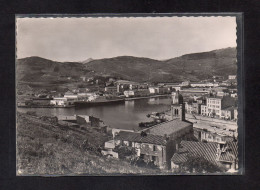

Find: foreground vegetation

[16,112,158,175]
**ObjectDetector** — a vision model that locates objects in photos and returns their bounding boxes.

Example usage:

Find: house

[123,90,135,97]
[104,86,117,93]
[221,107,235,120]
[115,80,140,93]
[124,89,150,97]
[228,75,236,80]
[50,97,75,106]
[205,96,237,118]
[113,91,194,169]
[201,105,207,116]
[171,141,238,172]
[234,108,238,121]
[148,87,157,94]
[193,124,237,144]
[231,93,237,98]
[80,76,86,81]
[114,131,168,168]
[64,91,78,100]
[185,101,193,114]
[181,81,190,86]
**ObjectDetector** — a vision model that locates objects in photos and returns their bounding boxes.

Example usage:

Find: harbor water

[17,96,172,130]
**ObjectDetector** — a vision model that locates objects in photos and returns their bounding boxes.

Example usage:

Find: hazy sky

[16,16,236,62]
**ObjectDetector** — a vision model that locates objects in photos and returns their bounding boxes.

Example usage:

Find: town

[17,74,238,174]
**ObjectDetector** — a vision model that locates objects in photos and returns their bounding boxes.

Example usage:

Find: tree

[113,145,137,160]
[179,154,222,173]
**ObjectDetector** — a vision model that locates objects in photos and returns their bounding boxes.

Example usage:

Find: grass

[16,112,159,175]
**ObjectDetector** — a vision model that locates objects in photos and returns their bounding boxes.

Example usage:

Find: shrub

[26,111,37,116]
[113,145,137,159]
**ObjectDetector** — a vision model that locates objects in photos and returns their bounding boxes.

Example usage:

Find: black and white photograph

[16,15,242,175]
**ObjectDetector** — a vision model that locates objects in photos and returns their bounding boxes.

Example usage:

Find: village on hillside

[17,73,239,174]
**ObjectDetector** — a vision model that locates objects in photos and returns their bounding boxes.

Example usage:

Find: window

[152,156,157,162]
[153,145,157,151]
[140,154,145,159]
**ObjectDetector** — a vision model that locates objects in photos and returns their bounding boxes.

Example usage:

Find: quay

[125,94,170,101]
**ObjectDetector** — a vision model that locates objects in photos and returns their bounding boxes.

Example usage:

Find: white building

[124,90,135,97]
[228,75,236,80]
[50,97,74,106]
[206,97,222,117]
[201,105,208,116]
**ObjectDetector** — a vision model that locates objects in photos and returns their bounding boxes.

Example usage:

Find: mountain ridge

[16,47,237,85]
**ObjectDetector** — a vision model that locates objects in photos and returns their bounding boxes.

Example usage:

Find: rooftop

[142,119,192,137]
[114,131,167,146]
[171,141,219,166]
[115,80,140,85]
[193,123,237,137]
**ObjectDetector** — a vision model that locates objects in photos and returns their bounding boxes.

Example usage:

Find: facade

[234,108,238,121]
[148,87,156,94]
[115,80,140,93]
[221,107,235,120]
[228,75,237,80]
[104,86,117,93]
[231,93,237,98]
[64,91,78,100]
[201,105,207,116]
[114,131,168,168]
[181,81,190,86]
[50,97,74,106]
[206,97,222,117]
[190,82,218,87]
[124,90,135,97]
[124,89,150,97]
[193,125,237,144]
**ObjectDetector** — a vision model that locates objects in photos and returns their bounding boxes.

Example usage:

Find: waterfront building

[221,107,235,120]
[64,91,78,100]
[104,86,117,93]
[50,97,74,106]
[148,87,157,94]
[115,80,140,93]
[124,89,150,97]
[171,141,238,172]
[205,96,236,118]
[123,90,135,97]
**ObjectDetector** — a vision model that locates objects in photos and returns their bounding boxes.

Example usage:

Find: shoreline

[125,94,170,101]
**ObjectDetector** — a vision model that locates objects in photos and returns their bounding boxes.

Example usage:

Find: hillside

[84,47,237,82]
[16,56,91,82]
[16,112,159,175]
[16,47,237,87]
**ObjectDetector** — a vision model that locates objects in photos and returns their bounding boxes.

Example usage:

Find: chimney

[175,143,179,151]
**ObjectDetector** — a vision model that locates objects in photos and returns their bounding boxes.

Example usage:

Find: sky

[16,16,237,62]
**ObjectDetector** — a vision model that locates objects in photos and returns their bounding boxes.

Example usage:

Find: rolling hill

[16,47,237,87]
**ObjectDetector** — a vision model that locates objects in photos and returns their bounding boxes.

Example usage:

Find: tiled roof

[218,141,238,162]
[142,119,192,137]
[114,131,167,146]
[171,141,219,166]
